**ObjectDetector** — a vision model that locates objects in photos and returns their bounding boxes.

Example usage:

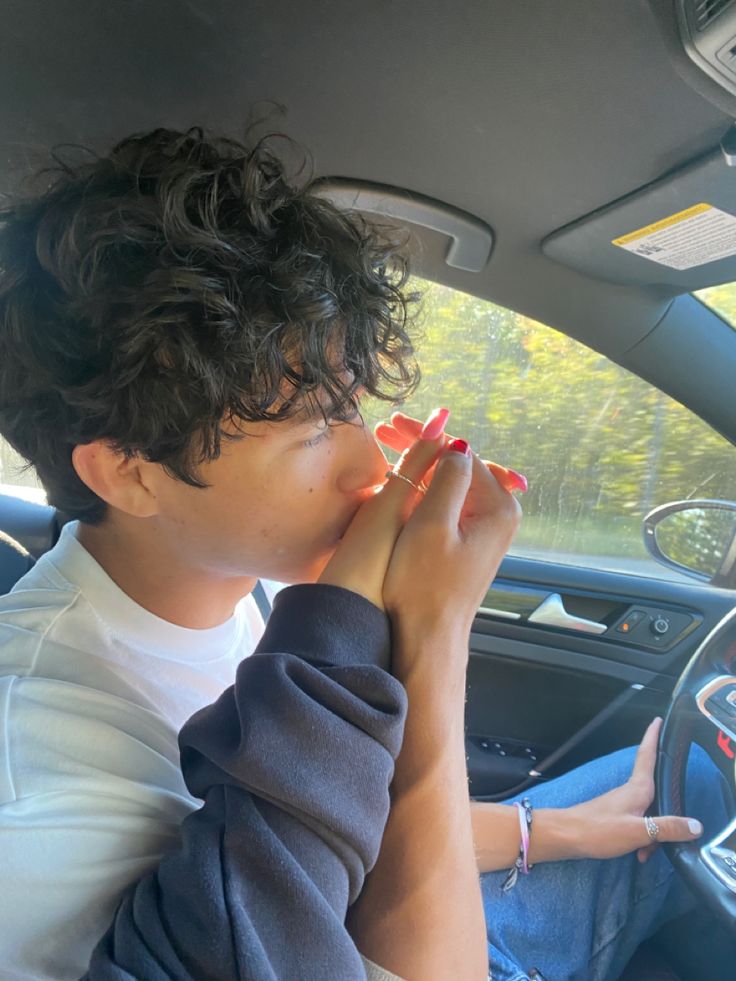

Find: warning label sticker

[612,203,736,271]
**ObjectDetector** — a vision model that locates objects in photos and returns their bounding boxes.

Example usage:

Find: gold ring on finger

[644,815,660,841]
[385,469,426,494]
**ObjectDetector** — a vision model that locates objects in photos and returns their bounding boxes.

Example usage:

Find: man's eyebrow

[291,399,329,425]
[292,383,365,425]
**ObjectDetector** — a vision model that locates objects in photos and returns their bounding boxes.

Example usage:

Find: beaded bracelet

[501,797,534,892]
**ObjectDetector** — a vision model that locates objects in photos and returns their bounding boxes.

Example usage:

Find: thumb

[415,439,473,528]
[630,717,661,785]
[648,815,704,845]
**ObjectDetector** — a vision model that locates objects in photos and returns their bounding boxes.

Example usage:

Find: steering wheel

[655,605,736,931]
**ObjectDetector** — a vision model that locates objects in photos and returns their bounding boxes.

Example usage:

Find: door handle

[527,593,607,635]
[314,179,494,272]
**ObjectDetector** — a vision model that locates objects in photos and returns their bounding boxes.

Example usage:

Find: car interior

[2,1,736,977]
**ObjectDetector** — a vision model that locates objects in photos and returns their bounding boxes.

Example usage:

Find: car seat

[0,530,34,594]
[0,491,63,595]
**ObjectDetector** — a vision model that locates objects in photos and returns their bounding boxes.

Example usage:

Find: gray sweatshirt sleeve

[82,583,408,981]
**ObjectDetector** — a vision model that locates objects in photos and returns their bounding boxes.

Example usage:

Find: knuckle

[493,492,522,524]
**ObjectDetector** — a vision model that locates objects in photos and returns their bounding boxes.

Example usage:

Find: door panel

[466,555,736,800]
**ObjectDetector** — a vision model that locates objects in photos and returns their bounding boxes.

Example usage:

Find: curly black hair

[0,126,420,523]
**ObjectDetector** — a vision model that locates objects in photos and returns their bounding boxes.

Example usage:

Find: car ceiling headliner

[1,0,735,437]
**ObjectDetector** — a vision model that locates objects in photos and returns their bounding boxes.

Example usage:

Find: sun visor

[542,140,736,290]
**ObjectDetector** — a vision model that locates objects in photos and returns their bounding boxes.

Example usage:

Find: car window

[4,275,736,581]
[0,439,46,502]
[366,276,736,584]
[694,281,736,328]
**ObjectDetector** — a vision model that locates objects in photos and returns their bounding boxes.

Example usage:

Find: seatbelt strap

[251,580,272,622]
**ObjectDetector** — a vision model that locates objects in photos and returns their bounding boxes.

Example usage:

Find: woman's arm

[84,584,407,981]
[347,627,487,981]
[470,719,704,874]
[345,439,521,981]
[471,800,577,872]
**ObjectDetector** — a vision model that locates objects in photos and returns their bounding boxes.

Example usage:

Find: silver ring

[644,815,660,841]
[385,469,426,494]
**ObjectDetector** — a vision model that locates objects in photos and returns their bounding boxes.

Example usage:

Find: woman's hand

[317,409,451,610]
[375,410,527,494]
[382,434,522,681]
[567,717,704,863]
[346,425,516,981]
[320,405,522,678]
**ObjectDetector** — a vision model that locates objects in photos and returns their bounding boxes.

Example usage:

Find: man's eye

[302,429,331,448]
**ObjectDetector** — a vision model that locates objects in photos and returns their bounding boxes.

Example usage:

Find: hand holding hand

[317,409,450,610]
[382,432,522,683]
[320,407,522,685]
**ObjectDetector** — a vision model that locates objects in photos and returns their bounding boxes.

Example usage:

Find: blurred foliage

[0,442,42,492]
[695,282,736,328]
[3,276,736,578]
[655,506,736,577]
[365,277,736,571]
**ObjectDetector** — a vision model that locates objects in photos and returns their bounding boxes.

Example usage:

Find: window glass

[366,277,736,584]
[694,282,736,329]
[0,439,46,502]
[4,276,736,573]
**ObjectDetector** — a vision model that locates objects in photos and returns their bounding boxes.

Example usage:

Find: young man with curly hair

[0,127,725,980]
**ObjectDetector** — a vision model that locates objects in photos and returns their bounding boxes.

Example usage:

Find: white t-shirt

[0,521,264,979]
[0,523,402,981]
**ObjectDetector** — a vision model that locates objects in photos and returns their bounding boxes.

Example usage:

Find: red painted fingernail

[447,438,470,456]
[420,407,450,440]
[507,468,528,493]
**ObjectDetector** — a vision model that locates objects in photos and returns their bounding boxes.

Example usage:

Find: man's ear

[71,442,160,518]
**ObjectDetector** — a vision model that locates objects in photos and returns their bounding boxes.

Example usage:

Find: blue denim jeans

[480,744,728,981]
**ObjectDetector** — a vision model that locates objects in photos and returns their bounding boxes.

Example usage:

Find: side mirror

[643,500,736,589]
